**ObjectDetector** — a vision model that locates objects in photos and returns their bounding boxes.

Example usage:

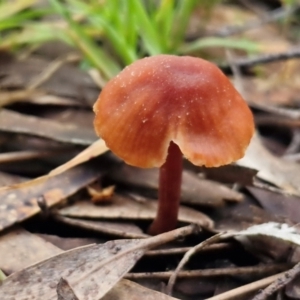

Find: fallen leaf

[238,134,300,196]
[0,163,102,232]
[110,165,243,207]
[235,222,300,263]
[49,139,108,176]
[55,215,148,239]
[0,55,99,106]
[103,279,179,300]
[0,226,195,300]
[247,186,300,224]
[0,228,62,274]
[196,164,257,186]
[37,234,102,251]
[57,277,79,300]
[0,109,97,145]
[59,194,214,230]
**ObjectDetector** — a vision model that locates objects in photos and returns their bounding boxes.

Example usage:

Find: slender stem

[148,141,182,235]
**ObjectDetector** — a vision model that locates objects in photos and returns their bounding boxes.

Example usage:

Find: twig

[125,263,291,280]
[249,101,300,120]
[166,232,233,295]
[28,53,80,90]
[205,272,286,300]
[0,149,67,164]
[252,262,300,300]
[145,243,231,256]
[222,47,300,70]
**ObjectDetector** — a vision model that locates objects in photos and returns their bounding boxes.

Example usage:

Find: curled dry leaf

[0,226,195,300]
[57,277,79,300]
[110,165,243,207]
[59,194,214,230]
[0,163,101,232]
[238,134,300,196]
[0,139,108,191]
[87,184,115,204]
[235,222,300,263]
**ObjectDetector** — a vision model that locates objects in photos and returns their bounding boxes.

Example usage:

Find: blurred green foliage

[0,0,260,80]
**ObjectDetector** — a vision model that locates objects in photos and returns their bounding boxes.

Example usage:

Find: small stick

[125,263,291,280]
[222,47,300,70]
[205,272,286,300]
[28,54,80,90]
[146,243,231,256]
[252,261,300,300]
[166,232,233,295]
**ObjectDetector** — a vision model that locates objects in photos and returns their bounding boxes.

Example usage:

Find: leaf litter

[0,226,196,300]
[1,2,300,299]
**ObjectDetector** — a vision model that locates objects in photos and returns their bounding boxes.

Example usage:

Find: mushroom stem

[148,141,182,235]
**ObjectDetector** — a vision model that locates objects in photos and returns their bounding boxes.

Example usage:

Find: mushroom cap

[94,55,254,168]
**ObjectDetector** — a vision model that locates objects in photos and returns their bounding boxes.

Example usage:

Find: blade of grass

[68,0,137,66]
[0,23,71,50]
[89,14,138,65]
[130,0,164,55]
[0,8,52,31]
[153,0,175,52]
[179,37,260,54]
[49,0,121,79]
[172,0,198,50]
[124,0,138,50]
[0,0,38,21]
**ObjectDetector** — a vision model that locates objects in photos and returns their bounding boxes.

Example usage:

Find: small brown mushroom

[94,55,254,235]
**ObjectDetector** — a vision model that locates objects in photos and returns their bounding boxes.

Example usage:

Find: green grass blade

[153,0,175,52]
[172,0,198,49]
[179,37,260,54]
[67,0,137,65]
[88,14,138,65]
[49,0,121,79]
[0,0,38,21]
[130,0,164,55]
[0,8,53,30]
[0,22,70,50]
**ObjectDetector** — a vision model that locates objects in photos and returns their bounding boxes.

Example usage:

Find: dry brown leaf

[0,163,101,232]
[243,61,300,107]
[49,139,108,176]
[0,139,108,191]
[59,194,214,230]
[0,109,97,146]
[110,165,243,207]
[0,54,99,105]
[196,164,257,186]
[87,184,115,204]
[37,234,101,251]
[238,134,300,196]
[55,215,147,239]
[247,186,300,224]
[0,226,195,300]
[57,277,80,300]
[207,4,291,53]
[0,228,63,275]
[103,279,179,300]
[235,222,300,263]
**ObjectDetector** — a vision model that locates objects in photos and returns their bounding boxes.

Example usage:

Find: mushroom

[93,55,254,235]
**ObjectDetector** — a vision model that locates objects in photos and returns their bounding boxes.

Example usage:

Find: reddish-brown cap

[94,55,254,168]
